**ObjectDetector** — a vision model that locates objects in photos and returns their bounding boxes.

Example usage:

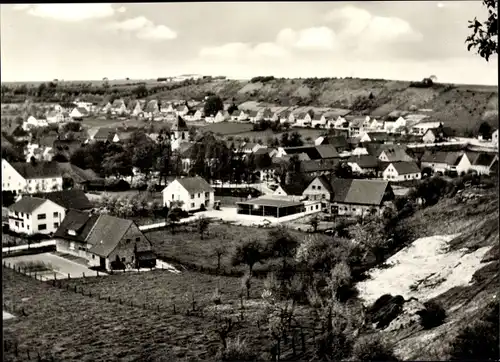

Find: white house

[311,114,327,128]
[214,110,230,123]
[420,151,466,175]
[382,162,421,182]
[2,159,63,195]
[295,112,312,127]
[410,122,443,135]
[176,105,190,117]
[366,118,383,131]
[465,152,499,175]
[162,176,215,212]
[492,129,498,147]
[384,117,407,133]
[70,107,89,120]
[23,116,48,131]
[8,197,66,235]
[46,110,64,124]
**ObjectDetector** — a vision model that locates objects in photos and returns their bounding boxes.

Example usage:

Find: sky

[1,2,498,85]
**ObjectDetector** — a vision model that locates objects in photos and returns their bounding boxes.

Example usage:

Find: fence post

[54,272,57,280]
[83,272,85,278]
[68,273,70,280]
[173,304,176,314]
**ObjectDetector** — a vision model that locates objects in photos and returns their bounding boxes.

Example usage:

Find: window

[316,205,319,210]
[53,212,59,218]
[38,213,46,220]
[69,242,75,250]
[27,225,30,230]
[198,193,201,198]
[38,224,47,231]
[322,194,326,199]
[312,185,316,190]
[191,194,194,199]
[54,222,59,228]
[352,208,356,211]
[15,221,19,227]
[317,186,321,190]
[15,211,18,217]
[92,254,95,259]
[21,223,24,228]
[191,203,195,208]
[52,179,56,182]
[205,192,209,198]
[126,239,131,244]
[122,257,126,262]
[135,237,140,242]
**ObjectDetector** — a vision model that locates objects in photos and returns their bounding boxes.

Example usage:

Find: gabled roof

[248,110,259,117]
[86,214,135,257]
[172,176,214,193]
[33,189,93,210]
[389,161,421,175]
[93,128,115,141]
[144,100,159,113]
[349,117,366,127]
[315,145,340,159]
[330,178,353,202]
[112,99,125,108]
[9,197,48,214]
[364,132,391,142]
[421,151,463,165]
[338,179,390,206]
[231,110,242,117]
[11,161,62,179]
[312,113,324,121]
[279,178,311,196]
[300,159,339,173]
[313,175,334,193]
[57,162,102,183]
[347,155,379,169]
[466,152,498,167]
[254,147,276,156]
[53,210,99,242]
[320,136,349,148]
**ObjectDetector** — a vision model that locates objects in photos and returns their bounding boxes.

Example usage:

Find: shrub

[215,336,257,361]
[351,335,399,361]
[417,301,446,329]
[449,301,498,361]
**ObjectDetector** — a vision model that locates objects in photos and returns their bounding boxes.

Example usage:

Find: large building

[162,176,215,212]
[2,159,63,195]
[8,197,66,235]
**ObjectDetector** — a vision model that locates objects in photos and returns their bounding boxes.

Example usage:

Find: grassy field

[144,222,312,273]
[198,122,253,135]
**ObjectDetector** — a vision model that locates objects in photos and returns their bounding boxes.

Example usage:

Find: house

[184,109,202,122]
[254,147,278,158]
[410,121,443,135]
[327,116,349,129]
[366,118,383,131]
[299,159,339,177]
[420,151,466,174]
[46,110,64,124]
[376,145,414,163]
[8,197,66,236]
[295,112,312,127]
[492,129,498,147]
[90,128,115,143]
[70,107,89,120]
[316,135,350,152]
[347,155,379,175]
[11,126,30,142]
[359,132,393,144]
[23,116,48,131]
[32,189,93,211]
[241,142,265,154]
[160,101,175,114]
[162,176,215,211]
[214,110,230,123]
[331,179,394,217]
[247,110,262,123]
[382,161,421,182]
[273,178,311,201]
[100,101,112,113]
[279,110,291,124]
[465,152,499,175]
[302,175,333,202]
[2,159,63,195]
[348,117,369,137]
[57,162,103,190]
[111,99,128,115]
[54,210,156,271]
[311,114,327,128]
[144,100,160,119]
[262,108,273,121]
[384,116,407,133]
[127,100,144,117]
[422,126,454,143]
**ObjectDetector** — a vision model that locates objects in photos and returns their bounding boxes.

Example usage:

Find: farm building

[162,176,215,211]
[382,161,422,182]
[54,210,156,271]
[236,197,305,218]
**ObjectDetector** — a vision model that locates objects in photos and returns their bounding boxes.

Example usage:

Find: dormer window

[67,229,76,236]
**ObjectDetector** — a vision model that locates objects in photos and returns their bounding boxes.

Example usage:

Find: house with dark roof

[382,161,421,182]
[8,196,66,235]
[273,175,313,200]
[90,128,115,143]
[69,107,89,120]
[420,151,466,174]
[56,162,103,190]
[54,210,155,270]
[161,176,215,211]
[375,145,414,163]
[302,175,334,202]
[422,126,454,143]
[347,155,379,175]
[2,159,63,195]
[281,145,339,160]
[331,179,394,217]
[111,99,128,115]
[32,189,93,211]
[299,158,339,177]
[316,135,349,152]
[464,152,499,175]
[359,131,394,144]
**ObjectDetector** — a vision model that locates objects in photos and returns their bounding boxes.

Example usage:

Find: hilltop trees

[466,0,497,61]
[204,95,224,117]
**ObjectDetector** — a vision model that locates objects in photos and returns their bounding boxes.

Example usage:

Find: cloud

[325,6,423,52]
[13,4,120,22]
[277,27,337,50]
[108,16,177,40]
[437,3,445,8]
[200,42,289,60]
